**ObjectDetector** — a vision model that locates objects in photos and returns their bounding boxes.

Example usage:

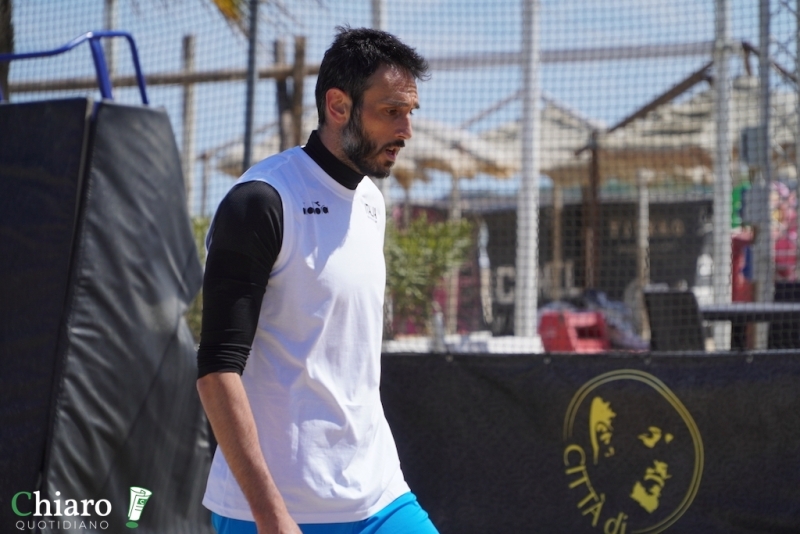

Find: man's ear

[324,88,352,127]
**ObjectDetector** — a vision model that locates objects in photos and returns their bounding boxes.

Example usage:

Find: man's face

[341,64,419,178]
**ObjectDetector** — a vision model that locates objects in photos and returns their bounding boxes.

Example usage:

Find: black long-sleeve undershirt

[196,131,365,378]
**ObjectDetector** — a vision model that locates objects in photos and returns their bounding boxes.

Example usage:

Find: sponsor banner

[381,352,800,534]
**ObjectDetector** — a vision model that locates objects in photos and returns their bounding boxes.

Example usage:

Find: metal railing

[0,30,148,104]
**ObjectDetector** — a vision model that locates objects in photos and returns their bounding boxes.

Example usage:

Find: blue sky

[7,0,779,213]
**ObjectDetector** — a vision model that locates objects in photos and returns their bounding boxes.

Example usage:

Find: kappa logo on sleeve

[561,370,703,534]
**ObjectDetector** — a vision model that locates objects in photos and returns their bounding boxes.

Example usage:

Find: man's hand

[256,511,303,534]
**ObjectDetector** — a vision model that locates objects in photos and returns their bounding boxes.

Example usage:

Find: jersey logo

[363,201,378,223]
[303,201,329,215]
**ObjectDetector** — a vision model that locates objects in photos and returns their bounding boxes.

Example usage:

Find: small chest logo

[303,201,329,215]
[363,201,378,223]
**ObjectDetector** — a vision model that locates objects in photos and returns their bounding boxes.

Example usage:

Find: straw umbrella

[216,113,318,178]
[479,100,602,299]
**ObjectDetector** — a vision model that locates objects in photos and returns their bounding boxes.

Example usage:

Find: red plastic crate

[538,310,611,353]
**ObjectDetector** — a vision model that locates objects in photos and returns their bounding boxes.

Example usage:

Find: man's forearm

[197,372,299,532]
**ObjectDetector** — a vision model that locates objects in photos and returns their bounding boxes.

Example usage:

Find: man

[197,27,438,534]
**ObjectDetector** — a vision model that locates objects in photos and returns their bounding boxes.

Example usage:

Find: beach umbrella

[215,113,318,177]
[391,117,519,192]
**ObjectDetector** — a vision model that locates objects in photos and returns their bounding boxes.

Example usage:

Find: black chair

[643,289,706,351]
[769,281,800,349]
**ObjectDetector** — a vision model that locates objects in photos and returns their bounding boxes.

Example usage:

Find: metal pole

[372,0,388,31]
[181,35,196,215]
[713,0,732,350]
[372,0,392,204]
[103,0,117,78]
[514,0,541,339]
[753,0,774,348]
[795,0,800,280]
[242,0,259,173]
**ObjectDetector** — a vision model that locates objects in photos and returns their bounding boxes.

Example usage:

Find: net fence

[3,0,798,352]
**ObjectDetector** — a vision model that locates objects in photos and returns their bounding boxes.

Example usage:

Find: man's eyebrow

[381,98,420,109]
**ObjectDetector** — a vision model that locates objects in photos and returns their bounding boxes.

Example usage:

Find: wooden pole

[447,176,462,335]
[0,0,13,100]
[242,0,259,172]
[201,154,210,217]
[291,36,306,147]
[274,39,292,152]
[8,64,320,94]
[584,130,601,289]
[181,34,196,214]
[552,184,563,300]
[637,169,651,340]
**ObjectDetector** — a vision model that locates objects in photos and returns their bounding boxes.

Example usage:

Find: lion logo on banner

[562,370,704,534]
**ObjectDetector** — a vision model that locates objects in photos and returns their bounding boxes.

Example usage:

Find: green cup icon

[126,487,152,528]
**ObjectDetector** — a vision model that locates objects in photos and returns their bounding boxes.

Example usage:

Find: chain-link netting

[4,0,799,352]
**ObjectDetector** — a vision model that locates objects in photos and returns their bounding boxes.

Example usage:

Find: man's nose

[397,115,412,140]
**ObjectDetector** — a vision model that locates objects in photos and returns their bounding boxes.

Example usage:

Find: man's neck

[317,126,361,172]
[302,129,364,190]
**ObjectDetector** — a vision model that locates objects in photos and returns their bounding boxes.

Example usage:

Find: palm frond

[210,0,246,23]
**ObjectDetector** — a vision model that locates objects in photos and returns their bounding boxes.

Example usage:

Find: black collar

[302,130,364,191]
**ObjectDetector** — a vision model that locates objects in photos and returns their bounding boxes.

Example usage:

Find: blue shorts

[211,492,438,534]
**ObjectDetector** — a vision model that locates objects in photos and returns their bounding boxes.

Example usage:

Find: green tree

[385,214,473,335]
[185,216,210,343]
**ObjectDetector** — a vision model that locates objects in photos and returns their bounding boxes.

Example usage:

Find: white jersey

[202,147,409,524]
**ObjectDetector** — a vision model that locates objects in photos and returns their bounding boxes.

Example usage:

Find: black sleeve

[196,181,283,378]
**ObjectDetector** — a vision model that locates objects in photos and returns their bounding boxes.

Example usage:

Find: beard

[341,109,404,179]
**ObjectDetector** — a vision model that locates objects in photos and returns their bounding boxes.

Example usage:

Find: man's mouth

[383,142,405,162]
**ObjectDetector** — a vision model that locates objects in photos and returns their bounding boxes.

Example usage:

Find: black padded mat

[0,98,92,522]
[40,102,209,534]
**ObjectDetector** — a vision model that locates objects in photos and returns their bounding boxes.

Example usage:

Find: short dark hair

[315,26,429,126]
